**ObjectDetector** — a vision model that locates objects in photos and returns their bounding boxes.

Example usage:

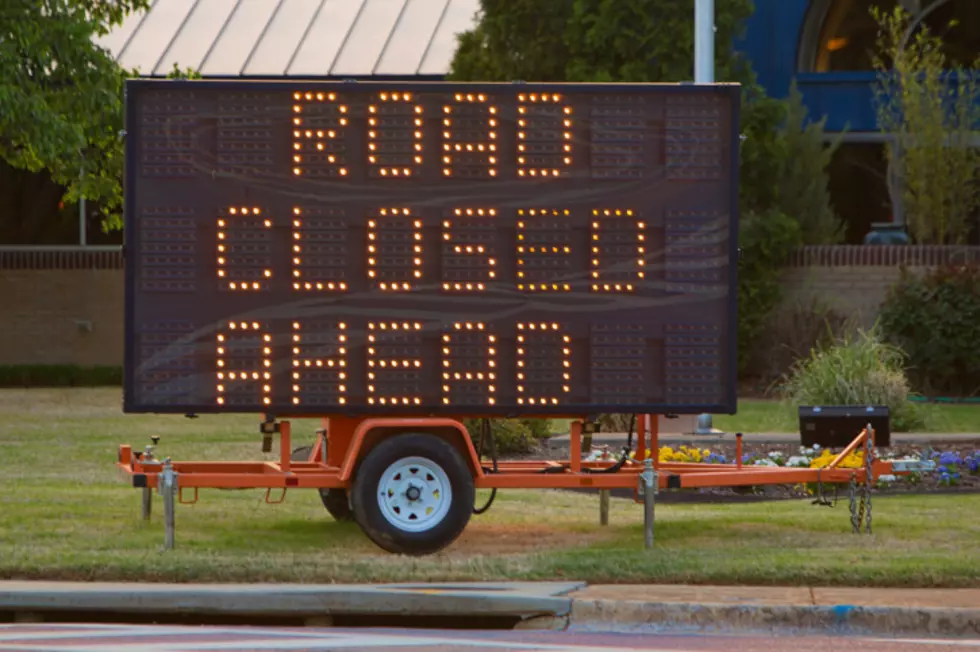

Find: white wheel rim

[376,456,453,533]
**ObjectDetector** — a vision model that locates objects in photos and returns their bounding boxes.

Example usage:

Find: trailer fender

[338,418,485,483]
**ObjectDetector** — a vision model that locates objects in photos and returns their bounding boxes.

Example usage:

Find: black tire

[350,433,474,556]
[290,445,353,522]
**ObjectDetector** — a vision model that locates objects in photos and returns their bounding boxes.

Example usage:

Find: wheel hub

[377,456,453,533]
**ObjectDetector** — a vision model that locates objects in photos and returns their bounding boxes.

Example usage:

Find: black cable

[582,414,636,474]
[473,418,498,515]
[537,415,637,475]
[626,414,636,452]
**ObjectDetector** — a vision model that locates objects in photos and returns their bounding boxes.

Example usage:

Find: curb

[0,581,581,627]
[569,598,980,638]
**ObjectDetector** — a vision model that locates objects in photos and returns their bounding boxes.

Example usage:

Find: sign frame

[122,79,741,417]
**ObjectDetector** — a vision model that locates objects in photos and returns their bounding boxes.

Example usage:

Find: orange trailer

[116,78,933,555]
[116,414,931,554]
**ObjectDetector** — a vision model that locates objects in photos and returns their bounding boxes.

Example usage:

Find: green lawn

[2,388,979,587]
[714,400,980,434]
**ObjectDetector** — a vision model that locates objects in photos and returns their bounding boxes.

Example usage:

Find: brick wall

[1,245,979,367]
[0,249,124,366]
[780,245,980,329]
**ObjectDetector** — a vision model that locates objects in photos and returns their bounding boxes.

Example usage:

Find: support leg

[599,489,610,526]
[649,414,660,469]
[160,459,178,551]
[141,486,152,521]
[637,414,647,460]
[641,458,658,549]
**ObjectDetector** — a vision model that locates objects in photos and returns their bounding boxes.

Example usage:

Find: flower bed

[527,440,980,498]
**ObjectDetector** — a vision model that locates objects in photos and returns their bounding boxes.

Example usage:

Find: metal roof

[95,0,481,77]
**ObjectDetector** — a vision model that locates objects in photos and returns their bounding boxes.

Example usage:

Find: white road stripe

[0,631,657,652]
[0,625,337,642]
[872,639,980,647]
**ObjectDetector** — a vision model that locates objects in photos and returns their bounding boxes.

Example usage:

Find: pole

[79,196,86,246]
[599,489,610,526]
[695,0,715,83]
[694,0,715,434]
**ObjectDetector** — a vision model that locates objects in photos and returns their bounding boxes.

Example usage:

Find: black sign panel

[123,79,740,416]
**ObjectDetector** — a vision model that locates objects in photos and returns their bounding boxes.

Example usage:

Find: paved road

[1,624,976,651]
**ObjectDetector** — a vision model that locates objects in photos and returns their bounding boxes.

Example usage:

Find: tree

[450,0,754,85]
[448,0,816,374]
[871,5,980,245]
[775,80,844,245]
[0,0,150,235]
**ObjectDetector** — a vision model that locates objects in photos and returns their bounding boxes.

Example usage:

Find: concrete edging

[0,581,582,625]
[569,598,980,638]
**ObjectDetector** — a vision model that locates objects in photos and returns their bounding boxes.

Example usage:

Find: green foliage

[449,0,842,378]
[0,365,122,387]
[776,81,844,244]
[871,6,980,244]
[0,0,149,232]
[462,418,552,456]
[780,326,925,432]
[736,210,803,373]
[878,265,980,397]
[448,0,755,85]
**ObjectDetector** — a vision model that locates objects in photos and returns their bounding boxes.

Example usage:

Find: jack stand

[640,458,658,549]
[160,458,178,550]
[599,489,610,526]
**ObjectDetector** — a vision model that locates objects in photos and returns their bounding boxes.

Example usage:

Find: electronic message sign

[123,80,740,416]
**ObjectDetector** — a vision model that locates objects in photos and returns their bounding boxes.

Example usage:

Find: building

[739,0,980,242]
[96,0,978,244]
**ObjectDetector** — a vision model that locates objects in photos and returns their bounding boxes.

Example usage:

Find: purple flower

[939,452,963,466]
[967,453,980,473]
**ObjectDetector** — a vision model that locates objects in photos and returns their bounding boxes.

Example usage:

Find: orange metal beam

[828,428,868,469]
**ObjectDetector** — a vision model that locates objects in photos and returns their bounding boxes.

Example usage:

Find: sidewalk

[569,584,980,637]
[1,581,977,637]
[571,584,980,610]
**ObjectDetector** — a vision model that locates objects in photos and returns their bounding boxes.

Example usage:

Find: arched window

[798,0,980,72]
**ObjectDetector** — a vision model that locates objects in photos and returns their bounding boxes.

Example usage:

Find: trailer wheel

[290,445,353,522]
[350,432,474,556]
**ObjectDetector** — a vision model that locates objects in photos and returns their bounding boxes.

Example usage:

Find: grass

[712,399,980,435]
[1,388,979,587]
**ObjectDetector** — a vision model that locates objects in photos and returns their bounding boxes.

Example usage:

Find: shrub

[0,365,122,387]
[779,325,925,432]
[737,209,803,374]
[596,413,634,434]
[878,265,980,397]
[745,296,853,388]
[462,418,551,457]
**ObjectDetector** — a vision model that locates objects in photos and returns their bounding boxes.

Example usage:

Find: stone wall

[1,246,979,367]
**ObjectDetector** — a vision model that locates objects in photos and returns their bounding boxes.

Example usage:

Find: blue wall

[736,0,879,133]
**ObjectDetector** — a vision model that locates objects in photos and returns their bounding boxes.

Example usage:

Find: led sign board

[123,80,740,416]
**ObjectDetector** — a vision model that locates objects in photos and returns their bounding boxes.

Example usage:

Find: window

[804,0,980,72]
